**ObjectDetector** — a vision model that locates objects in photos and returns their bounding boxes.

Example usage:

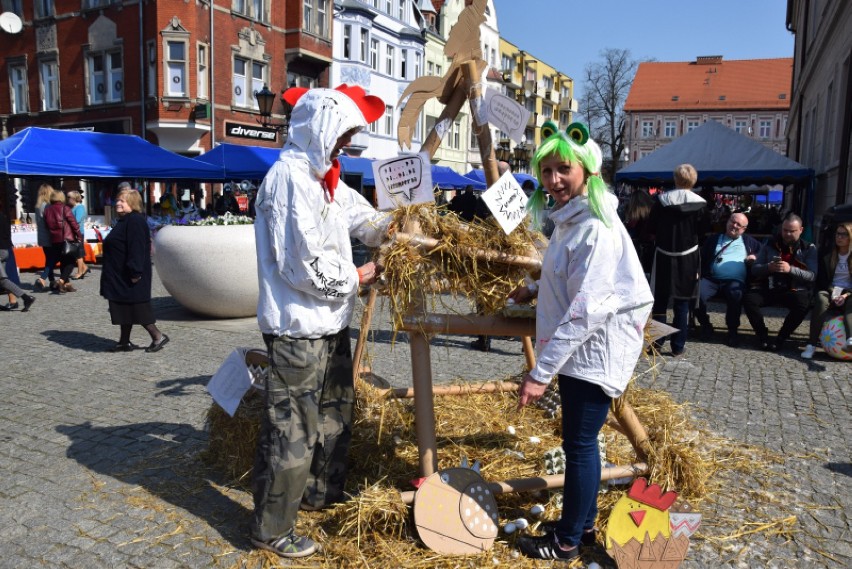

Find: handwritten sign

[206,349,254,417]
[373,152,434,210]
[480,170,528,234]
[485,91,530,143]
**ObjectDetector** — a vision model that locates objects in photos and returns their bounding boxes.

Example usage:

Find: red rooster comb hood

[627,478,678,511]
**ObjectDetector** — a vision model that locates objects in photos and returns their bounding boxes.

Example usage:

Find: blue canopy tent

[0,127,223,179]
[615,121,812,188]
[431,165,486,189]
[338,154,376,186]
[194,143,279,180]
[465,168,538,189]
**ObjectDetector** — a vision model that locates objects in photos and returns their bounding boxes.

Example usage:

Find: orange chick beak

[629,510,646,526]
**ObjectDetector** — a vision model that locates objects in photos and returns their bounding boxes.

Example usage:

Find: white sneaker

[801,344,816,359]
[844,338,852,353]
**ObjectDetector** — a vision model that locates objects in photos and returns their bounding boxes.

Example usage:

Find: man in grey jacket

[742,214,817,352]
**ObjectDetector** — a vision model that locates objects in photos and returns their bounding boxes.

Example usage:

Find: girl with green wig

[511,122,654,561]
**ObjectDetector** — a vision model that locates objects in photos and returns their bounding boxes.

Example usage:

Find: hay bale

[201,388,264,485]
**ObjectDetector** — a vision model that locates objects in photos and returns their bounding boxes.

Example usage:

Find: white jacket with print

[530,193,654,398]
[254,89,390,338]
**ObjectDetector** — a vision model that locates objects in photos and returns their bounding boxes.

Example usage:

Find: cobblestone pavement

[0,267,849,568]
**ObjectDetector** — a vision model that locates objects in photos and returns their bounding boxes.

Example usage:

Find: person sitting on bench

[694,212,762,347]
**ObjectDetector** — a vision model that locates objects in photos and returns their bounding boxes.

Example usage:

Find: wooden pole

[401,313,535,337]
[419,85,469,158]
[610,399,651,462]
[352,287,378,381]
[392,231,542,271]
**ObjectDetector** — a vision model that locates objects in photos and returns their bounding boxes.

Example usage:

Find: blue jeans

[554,375,612,547]
[652,298,690,353]
[698,278,746,332]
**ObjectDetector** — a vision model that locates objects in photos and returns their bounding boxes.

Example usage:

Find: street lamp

[254,84,288,132]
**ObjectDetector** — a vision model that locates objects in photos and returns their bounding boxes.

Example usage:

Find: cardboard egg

[414,467,499,554]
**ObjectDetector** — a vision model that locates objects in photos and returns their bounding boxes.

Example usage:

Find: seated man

[742,214,817,352]
[694,212,762,347]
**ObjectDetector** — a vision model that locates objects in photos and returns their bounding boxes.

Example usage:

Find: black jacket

[99,212,153,303]
[0,212,12,250]
[815,249,852,293]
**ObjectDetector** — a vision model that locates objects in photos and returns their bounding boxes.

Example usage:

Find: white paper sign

[373,152,434,211]
[485,91,530,143]
[480,170,529,235]
[206,349,254,417]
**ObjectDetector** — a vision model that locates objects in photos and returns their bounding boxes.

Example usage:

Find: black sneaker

[517,530,579,561]
[145,334,170,353]
[0,302,19,311]
[21,295,36,312]
[539,521,598,547]
[251,530,318,558]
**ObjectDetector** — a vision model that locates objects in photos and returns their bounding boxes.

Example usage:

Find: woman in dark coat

[100,188,169,353]
[43,189,83,293]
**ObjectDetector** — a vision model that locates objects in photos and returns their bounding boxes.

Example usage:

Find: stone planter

[154,224,258,318]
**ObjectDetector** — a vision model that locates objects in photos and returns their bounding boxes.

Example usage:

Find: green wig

[526,121,611,228]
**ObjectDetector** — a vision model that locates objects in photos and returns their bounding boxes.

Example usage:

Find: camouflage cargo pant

[251,328,354,541]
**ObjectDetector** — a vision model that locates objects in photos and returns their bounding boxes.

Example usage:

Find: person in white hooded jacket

[510,121,654,561]
[251,85,390,558]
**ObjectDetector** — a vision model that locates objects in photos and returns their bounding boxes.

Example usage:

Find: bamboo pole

[380,380,519,399]
[400,462,648,504]
[610,399,651,462]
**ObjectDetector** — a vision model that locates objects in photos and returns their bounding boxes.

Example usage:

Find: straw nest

[203,368,787,568]
[378,203,544,329]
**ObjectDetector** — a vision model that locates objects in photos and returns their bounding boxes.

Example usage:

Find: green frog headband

[541,120,590,145]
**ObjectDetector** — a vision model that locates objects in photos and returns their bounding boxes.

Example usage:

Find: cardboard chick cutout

[606,478,701,569]
[413,464,499,554]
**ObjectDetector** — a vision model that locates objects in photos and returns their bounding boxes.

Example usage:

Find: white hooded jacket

[530,192,653,397]
[254,89,390,338]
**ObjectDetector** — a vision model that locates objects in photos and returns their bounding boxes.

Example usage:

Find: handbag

[62,240,81,257]
[59,206,81,257]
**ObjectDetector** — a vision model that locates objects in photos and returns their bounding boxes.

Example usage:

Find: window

[1,1,23,16]
[87,50,123,104]
[83,0,114,8]
[414,52,421,79]
[384,0,391,14]
[34,0,53,18]
[397,0,404,19]
[303,0,330,37]
[368,115,378,134]
[233,0,268,22]
[734,120,747,134]
[9,63,27,114]
[343,25,351,60]
[384,104,393,136]
[287,71,317,89]
[146,41,156,97]
[641,120,654,138]
[370,39,379,70]
[542,104,552,120]
[400,48,407,79]
[385,45,394,76]
[197,43,209,99]
[39,59,59,110]
[166,41,187,97]
[759,120,771,138]
[435,64,442,76]
[427,61,434,75]
[452,119,461,149]
[360,29,368,63]
[686,120,699,132]
[233,56,265,109]
[664,121,676,138]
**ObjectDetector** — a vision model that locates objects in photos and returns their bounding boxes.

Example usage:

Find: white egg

[503,522,517,534]
[529,504,545,517]
[392,435,402,445]
[588,563,602,569]
[528,436,541,444]
[513,518,529,529]
[506,298,516,305]
[507,425,516,435]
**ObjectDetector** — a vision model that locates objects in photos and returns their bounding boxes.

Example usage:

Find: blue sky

[491,0,795,99]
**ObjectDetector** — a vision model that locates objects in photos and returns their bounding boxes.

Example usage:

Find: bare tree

[582,48,638,178]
